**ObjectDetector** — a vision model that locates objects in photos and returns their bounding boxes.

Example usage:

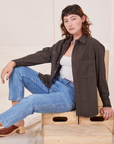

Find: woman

[0,4,113,137]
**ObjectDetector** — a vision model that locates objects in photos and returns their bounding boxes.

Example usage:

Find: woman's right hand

[1,61,16,84]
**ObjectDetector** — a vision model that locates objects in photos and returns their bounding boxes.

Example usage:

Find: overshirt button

[54,71,56,73]
[57,61,59,64]
[45,83,47,85]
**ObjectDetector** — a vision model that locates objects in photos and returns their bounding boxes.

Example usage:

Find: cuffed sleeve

[94,42,112,107]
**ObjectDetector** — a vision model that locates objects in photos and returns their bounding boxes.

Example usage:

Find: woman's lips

[69,28,74,30]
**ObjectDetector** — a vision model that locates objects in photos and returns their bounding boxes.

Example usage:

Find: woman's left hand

[100,107,114,120]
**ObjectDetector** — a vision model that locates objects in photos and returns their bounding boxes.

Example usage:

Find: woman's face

[63,14,85,36]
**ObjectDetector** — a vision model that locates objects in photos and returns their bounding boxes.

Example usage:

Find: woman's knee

[14,66,39,78]
[13,66,28,75]
[9,67,24,81]
[10,66,30,79]
[20,95,37,113]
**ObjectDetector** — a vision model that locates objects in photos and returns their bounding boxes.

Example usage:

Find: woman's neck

[73,32,82,41]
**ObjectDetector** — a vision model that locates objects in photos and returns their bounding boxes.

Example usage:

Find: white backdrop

[0,0,114,110]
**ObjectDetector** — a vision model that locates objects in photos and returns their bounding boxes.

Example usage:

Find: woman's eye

[64,18,76,23]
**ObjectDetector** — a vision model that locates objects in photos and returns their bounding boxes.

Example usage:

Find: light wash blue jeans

[0,66,76,128]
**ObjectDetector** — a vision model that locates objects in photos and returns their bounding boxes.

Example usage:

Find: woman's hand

[1,61,16,84]
[100,107,114,120]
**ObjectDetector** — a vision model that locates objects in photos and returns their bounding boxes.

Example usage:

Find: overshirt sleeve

[94,42,112,107]
[12,45,54,67]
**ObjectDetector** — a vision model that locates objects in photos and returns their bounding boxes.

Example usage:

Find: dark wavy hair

[60,4,92,40]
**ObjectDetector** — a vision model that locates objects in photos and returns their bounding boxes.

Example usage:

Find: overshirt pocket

[81,59,96,78]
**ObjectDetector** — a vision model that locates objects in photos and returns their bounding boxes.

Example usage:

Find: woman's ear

[82,15,86,22]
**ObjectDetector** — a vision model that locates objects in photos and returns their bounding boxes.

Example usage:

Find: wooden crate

[43,124,112,144]
[79,106,114,135]
[41,110,78,137]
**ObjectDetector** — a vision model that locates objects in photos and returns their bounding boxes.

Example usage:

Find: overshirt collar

[78,34,87,44]
[64,34,87,45]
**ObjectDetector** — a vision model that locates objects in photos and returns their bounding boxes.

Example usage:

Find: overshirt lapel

[57,36,73,62]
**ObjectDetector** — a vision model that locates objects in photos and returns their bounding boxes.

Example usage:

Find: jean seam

[68,86,75,96]
[51,80,74,107]
[6,110,30,127]
[15,68,24,100]
[49,85,56,92]
[6,104,72,127]
[62,84,75,106]
[15,68,23,81]
[16,67,48,94]
[64,97,74,107]
[0,114,9,128]
[69,83,74,88]
[36,104,72,108]
[21,74,48,93]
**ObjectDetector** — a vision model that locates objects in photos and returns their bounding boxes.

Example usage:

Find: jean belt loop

[66,81,70,85]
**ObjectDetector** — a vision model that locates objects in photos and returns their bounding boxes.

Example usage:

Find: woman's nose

[68,21,73,27]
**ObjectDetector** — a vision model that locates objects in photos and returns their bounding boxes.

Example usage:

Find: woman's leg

[9,66,49,101]
[12,101,24,127]
[7,66,49,126]
[0,74,75,128]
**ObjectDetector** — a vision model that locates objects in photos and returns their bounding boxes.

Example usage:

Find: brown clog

[0,125,25,137]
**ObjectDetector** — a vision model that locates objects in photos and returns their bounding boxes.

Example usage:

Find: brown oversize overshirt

[13,34,112,117]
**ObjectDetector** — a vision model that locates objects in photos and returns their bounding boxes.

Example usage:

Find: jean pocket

[49,83,57,93]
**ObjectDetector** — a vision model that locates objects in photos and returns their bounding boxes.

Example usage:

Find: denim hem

[0,114,8,128]
[8,98,22,102]
[6,110,28,127]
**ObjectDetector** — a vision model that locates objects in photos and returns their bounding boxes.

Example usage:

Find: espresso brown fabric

[13,34,112,117]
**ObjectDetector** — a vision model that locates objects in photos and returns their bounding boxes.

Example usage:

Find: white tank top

[60,55,73,81]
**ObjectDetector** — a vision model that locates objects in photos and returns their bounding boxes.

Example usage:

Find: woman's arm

[0,39,63,83]
[13,46,53,67]
[94,42,112,107]
[0,46,53,83]
[12,39,64,67]
[94,42,113,120]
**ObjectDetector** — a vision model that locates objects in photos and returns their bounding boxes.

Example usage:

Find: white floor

[0,92,114,144]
